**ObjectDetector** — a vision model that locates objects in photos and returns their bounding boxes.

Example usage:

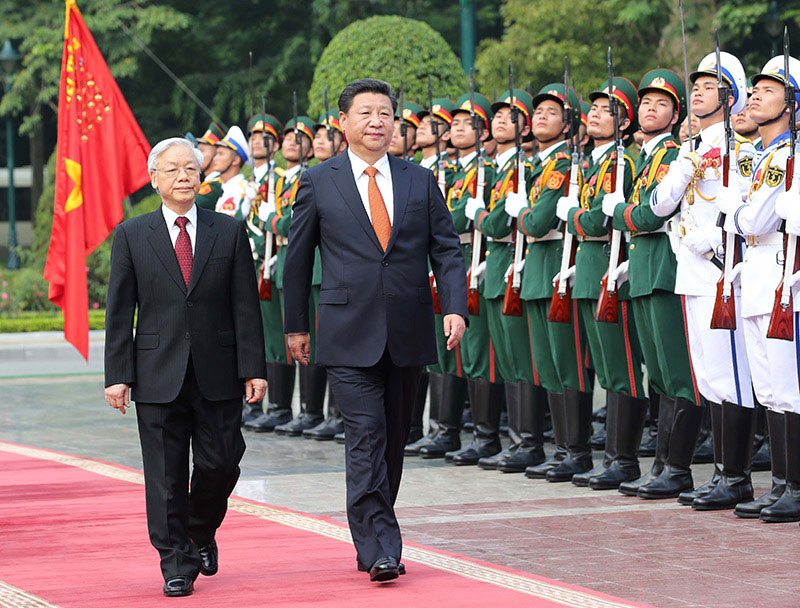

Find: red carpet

[0,442,653,608]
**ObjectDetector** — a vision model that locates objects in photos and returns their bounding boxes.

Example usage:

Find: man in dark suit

[283,79,468,582]
[104,137,268,597]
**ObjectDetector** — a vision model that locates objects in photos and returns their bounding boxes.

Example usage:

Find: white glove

[465,197,485,221]
[726,262,743,287]
[504,259,525,279]
[786,212,800,236]
[258,199,276,221]
[268,254,278,271]
[682,228,713,257]
[774,189,797,220]
[552,265,576,287]
[556,195,578,222]
[722,211,737,235]
[611,260,629,286]
[504,192,528,219]
[602,189,625,217]
[789,269,800,290]
[473,260,487,281]
[714,182,741,218]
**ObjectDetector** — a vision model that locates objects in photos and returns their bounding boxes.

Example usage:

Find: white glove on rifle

[268,254,278,272]
[727,262,743,287]
[774,189,799,221]
[602,189,626,217]
[465,197,485,221]
[552,265,576,288]
[611,260,629,286]
[257,199,276,222]
[789,269,800,290]
[473,260,487,281]
[504,259,525,279]
[682,228,714,257]
[504,191,528,219]
[556,195,578,222]
[714,182,742,218]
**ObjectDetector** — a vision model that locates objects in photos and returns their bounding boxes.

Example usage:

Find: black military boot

[639,398,704,499]
[242,399,264,426]
[678,401,722,504]
[750,404,771,472]
[450,380,503,465]
[275,364,326,436]
[760,411,800,523]
[462,395,474,432]
[589,393,648,490]
[546,388,593,482]
[692,406,714,464]
[406,372,429,446]
[693,402,756,510]
[573,392,617,487]
[245,362,295,432]
[420,374,466,459]
[480,382,521,470]
[303,388,345,440]
[526,391,568,478]
[639,388,660,457]
[497,383,546,472]
[406,372,444,455]
[736,409,786,518]
[620,394,673,496]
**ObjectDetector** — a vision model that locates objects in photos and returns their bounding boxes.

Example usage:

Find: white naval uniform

[651,121,755,407]
[726,133,800,414]
[214,172,257,219]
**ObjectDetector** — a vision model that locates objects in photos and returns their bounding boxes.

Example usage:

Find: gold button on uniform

[630,243,635,250]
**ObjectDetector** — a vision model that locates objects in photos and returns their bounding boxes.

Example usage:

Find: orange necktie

[365,166,391,250]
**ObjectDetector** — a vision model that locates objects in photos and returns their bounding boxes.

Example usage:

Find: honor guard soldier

[246,116,315,432]
[195,122,226,210]
[504,82,594,478]
[462,87,537,467]
[733,81,761,146]
[650,50,756,510]
[556,74,647,489]
[597,69,706,499]
[241,113,283,426]
[418,93,499,459]
[717,55,800,522]
[389,101,423,160]
[209,126,257,220]
[301,111,348,441]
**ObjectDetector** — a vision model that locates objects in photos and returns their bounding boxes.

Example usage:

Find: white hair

[147,137,203,172]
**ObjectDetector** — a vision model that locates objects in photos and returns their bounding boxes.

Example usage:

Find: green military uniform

[564,76,646,490]
[195,122,225,210]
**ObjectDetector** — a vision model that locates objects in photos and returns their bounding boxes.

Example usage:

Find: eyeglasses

[156,166,200,178]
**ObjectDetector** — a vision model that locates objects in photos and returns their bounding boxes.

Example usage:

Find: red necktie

[364,166,391,250]
[174,216,193,286]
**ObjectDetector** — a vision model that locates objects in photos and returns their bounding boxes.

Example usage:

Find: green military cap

[746,78,753,96]
[491,89,534,128]
[314,111,344,134]
[589,76,639,132]
[453,92,493,133]
[284,116,316,141]
[198,122,225,145]
[396,101,424,128]
[580,101,591,125]
[638,68,687,124]
[531,83,582,130]
[248,113,283,142]
[418,98,457,126]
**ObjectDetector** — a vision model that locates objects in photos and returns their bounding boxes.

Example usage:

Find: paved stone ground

[1,342,798,608]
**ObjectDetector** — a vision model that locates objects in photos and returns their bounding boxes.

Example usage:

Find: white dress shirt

[494,145,518,170]
[348,148,394,225]
[459,150,477,168]
[162,203,197,255]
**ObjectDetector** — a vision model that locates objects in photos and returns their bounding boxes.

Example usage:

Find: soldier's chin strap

[754,100,793,128]
[694,102,723,120]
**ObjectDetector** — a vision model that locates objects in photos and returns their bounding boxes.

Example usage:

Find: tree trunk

[29,102,44,227]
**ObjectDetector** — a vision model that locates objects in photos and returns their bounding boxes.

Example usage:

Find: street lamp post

[0,39,20,270]
[764,0,782,57]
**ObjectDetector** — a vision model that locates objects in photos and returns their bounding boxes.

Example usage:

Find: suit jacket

[104,206,267,403]
[283,152,468,367]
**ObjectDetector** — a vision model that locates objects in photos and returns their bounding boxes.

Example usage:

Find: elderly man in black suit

[283,79,468,583]
[104,137,267,597]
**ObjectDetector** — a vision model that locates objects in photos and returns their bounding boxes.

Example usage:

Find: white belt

[745,233,782,247]
[578,235,609,242]
[459,233,472,244]
[487,235,513,243]
[526,229,562,243]
[632,225,667,236]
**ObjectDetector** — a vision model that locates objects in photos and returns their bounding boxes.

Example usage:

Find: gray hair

[147,137,203,172]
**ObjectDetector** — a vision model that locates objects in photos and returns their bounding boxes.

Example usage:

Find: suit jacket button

[187,301,193,308]
[381,261,389,267]
[184,332,190,340]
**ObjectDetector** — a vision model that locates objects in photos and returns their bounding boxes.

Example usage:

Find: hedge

[0,310,106,333]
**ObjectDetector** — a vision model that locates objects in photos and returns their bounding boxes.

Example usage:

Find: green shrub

[308,16,466,118]
[0,267,55,314]
[0,310,106,333]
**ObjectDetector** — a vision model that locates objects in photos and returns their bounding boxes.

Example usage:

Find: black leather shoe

[477,445,516,470]
[302,416,344,441]
[451,440,502,466]
[369,556,399,582]
[197,540,218,576]
[497,445,545,473]
[334,431,346,444]
[245,410,292,432]
[419,432,461,459]
[358,560,405,575]
[163,576,193,597]
[274,414,324,436]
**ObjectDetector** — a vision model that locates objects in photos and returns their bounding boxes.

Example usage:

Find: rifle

[595,47,625,324]
[258,96,276,301]
[502,59,525,317]
[710,31,739,330]
[467,68,485,315]
[549,57,579,323]
[767,26,799,340]
[293,91,307,173]
[427,76,445,313]
[324,86,335,157]
[399,82,408,161]
[248,51,253,122]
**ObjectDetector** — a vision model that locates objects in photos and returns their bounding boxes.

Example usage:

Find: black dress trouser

[135,358,245,580]
[326,347,423,568]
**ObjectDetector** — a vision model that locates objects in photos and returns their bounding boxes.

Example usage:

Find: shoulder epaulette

[733,132,751,145]
[274,166,286,177]
[554,151,570,161]
[662,139,678,149]
[201,176,222,186]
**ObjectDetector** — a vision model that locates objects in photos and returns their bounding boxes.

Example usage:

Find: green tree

[308,15,466,118]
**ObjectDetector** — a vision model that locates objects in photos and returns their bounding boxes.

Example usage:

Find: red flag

[45,0,150,359]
